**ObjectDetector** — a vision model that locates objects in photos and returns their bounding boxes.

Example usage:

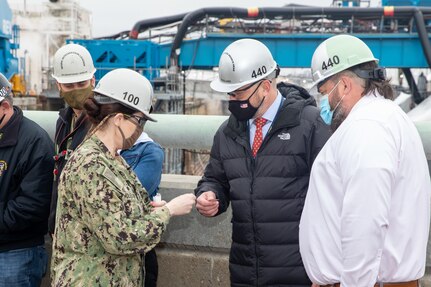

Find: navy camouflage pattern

[51,135,170,287]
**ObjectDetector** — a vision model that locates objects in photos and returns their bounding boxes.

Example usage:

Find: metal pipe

[413,9,431,69]
[129,12,188,39]
[23,111,431,159]
[402,68,423,104]
[23,111,226,150]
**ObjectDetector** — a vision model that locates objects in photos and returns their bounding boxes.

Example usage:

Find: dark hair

[348,61,394,100]
[84,97,135,125]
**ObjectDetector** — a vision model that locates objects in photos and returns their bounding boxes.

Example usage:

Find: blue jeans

[0,245,48,287]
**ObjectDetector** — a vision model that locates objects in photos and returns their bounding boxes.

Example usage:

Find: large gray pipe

[24,111,431,160]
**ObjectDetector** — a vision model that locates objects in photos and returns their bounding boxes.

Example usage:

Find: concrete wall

[157,175,231,286]
[41,174,431,286]
[157,174,431,287]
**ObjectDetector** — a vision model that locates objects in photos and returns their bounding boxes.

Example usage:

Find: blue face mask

[320,95,332,125]
[319,80,342,125]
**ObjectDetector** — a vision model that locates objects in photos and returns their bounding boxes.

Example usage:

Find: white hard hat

[93,68,156,122]
[0,73,12,102]
[210,39,278,93]
[52,43,96,84]
[310,34,378,88]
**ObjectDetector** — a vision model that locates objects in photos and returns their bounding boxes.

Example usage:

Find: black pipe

[402,68,424,104]
[129,13,188,39]
[169,6,431,65]
[413,8,431,69]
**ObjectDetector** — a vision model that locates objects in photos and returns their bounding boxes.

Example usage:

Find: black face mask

[228,81,265,121]
[0,114,5,127]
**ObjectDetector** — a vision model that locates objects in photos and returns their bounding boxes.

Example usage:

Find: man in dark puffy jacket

[0,73,54,286]
[195,39,330,287]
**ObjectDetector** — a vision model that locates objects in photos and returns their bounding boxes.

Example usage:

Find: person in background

[48,43,96,235]
[0,73,54,286]
[121,113,164,287]
[299,34,431,287]
[195,38,331,286]
[51,68,196,286]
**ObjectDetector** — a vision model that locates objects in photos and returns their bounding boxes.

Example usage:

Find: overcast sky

[10,0,382,37]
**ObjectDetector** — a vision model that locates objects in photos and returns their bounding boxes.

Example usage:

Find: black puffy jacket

[195,83,331,287]
[0,107,54,252]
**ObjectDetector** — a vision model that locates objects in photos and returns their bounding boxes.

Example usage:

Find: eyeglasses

[227,80,265,98]
[125,114,147,128]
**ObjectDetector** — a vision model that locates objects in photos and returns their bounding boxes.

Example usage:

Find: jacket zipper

[57,115,86,151]
[251,121,281,285]
[236,135,260,286]
[249,155,259,286]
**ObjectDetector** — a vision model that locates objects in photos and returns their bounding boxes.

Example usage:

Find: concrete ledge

[160,174,202,191]
[159,174,232,250]
[156,245,230,287]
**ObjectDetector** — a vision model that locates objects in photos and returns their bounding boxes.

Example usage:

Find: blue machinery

[1,0,431,99]
[73,33,431,72]
[67,2,431,104]
[0,0,19,81]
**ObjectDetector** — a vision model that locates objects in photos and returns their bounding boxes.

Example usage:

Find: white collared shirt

[249,92,282,146]
[299,92,431,287]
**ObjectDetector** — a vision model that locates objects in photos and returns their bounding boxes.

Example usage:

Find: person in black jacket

[0,73,54,286]
[48,43,96,235]
[195,39,331,287]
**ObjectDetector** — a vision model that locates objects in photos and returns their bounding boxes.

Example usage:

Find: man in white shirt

[299,34,431,287]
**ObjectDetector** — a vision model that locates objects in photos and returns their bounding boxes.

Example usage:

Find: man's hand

[196,191,219,217]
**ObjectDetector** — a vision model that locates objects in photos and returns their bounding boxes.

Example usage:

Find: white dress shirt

[299,93,431,287]
[249,92,282,146]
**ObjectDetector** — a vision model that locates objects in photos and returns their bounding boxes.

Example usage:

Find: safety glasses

[125,114,147,128]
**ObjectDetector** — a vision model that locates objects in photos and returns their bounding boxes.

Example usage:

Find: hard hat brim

[93,87,157,122]
[143,111,157,122]
[210,78,247,93]
[52,69,96,84]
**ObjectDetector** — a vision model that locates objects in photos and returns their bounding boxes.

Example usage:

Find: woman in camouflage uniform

[51,68,196,286]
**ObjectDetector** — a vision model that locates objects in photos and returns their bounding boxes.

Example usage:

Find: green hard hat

[310,34,378,88]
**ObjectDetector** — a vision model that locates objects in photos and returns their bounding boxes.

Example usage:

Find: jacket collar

[58,107,88,127]
[0,106,23,148]
[224,83,315,140]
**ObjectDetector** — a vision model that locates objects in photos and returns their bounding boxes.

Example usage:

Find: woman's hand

[165,193,196,216]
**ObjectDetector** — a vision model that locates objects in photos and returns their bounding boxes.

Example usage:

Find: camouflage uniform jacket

[51,135,170,287]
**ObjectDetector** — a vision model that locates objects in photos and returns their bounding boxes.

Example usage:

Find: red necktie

[252,117,267,157]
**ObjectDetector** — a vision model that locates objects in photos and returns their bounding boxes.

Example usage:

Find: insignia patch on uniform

[0,133,3,140]
[0,160,7,177]
[277,133,291,140]
[102,167,124,191]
